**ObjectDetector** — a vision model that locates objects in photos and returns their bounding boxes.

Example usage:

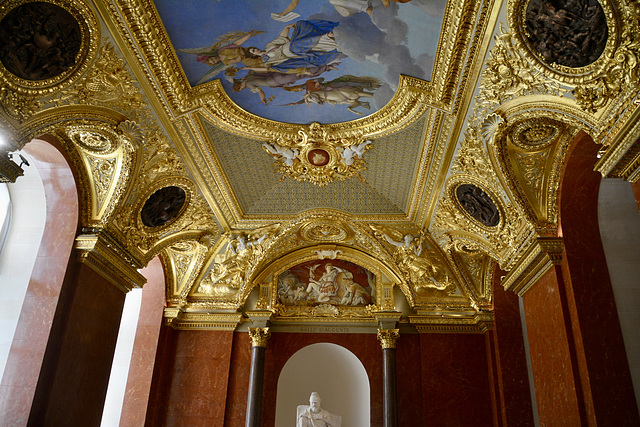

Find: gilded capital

[377,329,400,349]
[248,327,271,348]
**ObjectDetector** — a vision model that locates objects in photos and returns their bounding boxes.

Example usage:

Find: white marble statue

[297,392,342,427]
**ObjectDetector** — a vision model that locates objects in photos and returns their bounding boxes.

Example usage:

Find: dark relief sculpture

[0,2,81,80]
[141,186,187,228]
[525,0,607,68]
[456,184,500,227]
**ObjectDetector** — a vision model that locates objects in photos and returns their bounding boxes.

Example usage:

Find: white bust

[297,392,342,427]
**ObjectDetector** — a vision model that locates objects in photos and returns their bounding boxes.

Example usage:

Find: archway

[275,342,370,427]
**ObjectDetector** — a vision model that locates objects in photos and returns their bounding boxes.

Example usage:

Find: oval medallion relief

[456,184,500,227]
[141,186,187,228]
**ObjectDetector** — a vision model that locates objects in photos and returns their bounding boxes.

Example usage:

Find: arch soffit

[18,106,140,229]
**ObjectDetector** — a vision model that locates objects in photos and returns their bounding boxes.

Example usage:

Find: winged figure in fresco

[237,20,344,75]
[272,0,416,22]
[231,63,339,105]
[285,75,381,115]
[178,30,266,85]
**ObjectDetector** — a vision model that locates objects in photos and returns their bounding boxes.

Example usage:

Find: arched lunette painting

[154,0,445,124]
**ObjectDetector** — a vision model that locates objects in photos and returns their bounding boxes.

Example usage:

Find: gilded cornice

[595,106,640,181]
[501,236,564,296]
[75,230,146,293]
[163,309,243,331]
[409,312,494,334]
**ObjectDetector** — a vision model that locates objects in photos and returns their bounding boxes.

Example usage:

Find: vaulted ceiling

[1,0,638,330]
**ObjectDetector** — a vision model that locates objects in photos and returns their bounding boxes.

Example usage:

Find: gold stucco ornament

[264,123,372,186]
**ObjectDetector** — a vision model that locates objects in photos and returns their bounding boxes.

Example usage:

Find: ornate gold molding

[409,312,494,334]
[248,327,271,348]
[163,309,243,330]
[501,236,564,296]
[74,230,145,293]
[377,329,400,349]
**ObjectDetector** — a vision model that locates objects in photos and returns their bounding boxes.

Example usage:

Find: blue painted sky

[154,0,445,124]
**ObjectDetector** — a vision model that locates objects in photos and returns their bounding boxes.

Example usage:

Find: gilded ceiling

[0,0,639,331]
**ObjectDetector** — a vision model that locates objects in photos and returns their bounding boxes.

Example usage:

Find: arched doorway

[275,342,370,427]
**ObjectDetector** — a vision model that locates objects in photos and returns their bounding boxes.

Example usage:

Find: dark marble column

[246,327,270,427]
[377,329,399,427]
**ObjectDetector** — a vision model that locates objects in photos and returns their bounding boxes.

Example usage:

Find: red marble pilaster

[491,268,534,426]
[396,333,423,425]
[28,262,127,426]
[419,333,494,427]
[146,330,234,427]
[119,257,166,427]
[224,332,253,427]
[521,131,640,425]
[522,267,584,426]
[0,139,78,427]
[144,325,178,426]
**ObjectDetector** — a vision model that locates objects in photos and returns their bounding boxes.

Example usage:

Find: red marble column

[419,333,494,427]
[521,132,640,425]
[490,268,534,426]
[0,139,78,426]
[119,257,166,427]
[28,261,127,426]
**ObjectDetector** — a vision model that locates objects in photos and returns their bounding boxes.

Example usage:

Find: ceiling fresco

[154,0,445,124]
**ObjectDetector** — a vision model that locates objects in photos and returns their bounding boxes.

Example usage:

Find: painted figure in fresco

[278,273,306,304]
[297,392,342,427]
[337,271,370,305]
[231,63,338,105]
[179,30,265,84]
[273,0,414,21]
[278,261,373,305]
[286,75,381,115]
[240,20,344,74]
[306,262,343,302]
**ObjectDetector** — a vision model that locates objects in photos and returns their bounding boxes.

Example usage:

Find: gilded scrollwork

[477,25,568,115]
[162,240,208,300]
[57,41,144,112]
[572,30,640,113]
